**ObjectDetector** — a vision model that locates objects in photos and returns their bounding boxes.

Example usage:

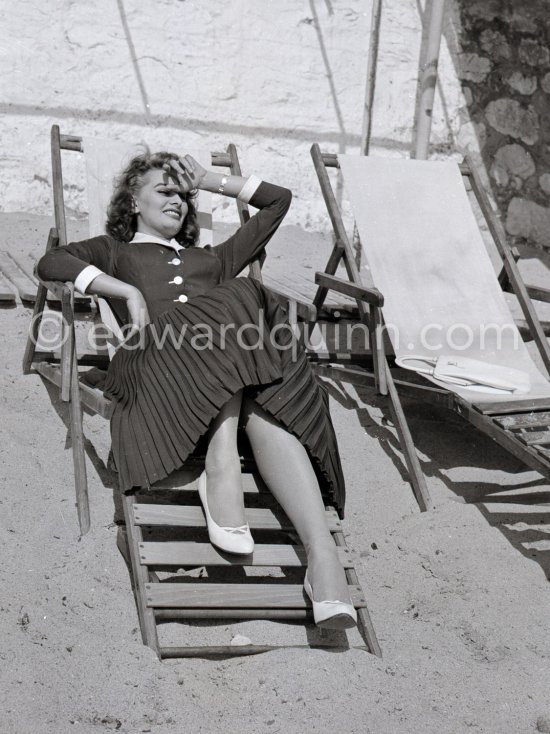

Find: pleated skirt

[103,277,346,515]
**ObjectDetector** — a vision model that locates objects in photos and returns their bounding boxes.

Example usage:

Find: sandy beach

[2,211,550,734]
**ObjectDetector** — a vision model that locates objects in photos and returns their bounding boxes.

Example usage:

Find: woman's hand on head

[164,155,208,193]
[125,287,150,335]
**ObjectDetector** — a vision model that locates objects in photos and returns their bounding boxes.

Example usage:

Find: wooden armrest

[314,273,384,307]
[524,284,550,304]
[40,279,74,300]
[266,287,317,321]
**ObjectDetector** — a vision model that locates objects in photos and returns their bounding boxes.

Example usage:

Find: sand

[2,211,550,734]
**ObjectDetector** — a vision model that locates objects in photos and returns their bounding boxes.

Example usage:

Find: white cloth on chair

[338,155,550,403]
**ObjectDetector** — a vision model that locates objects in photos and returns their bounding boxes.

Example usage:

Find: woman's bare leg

[204,389,246,527]
[242,398,351,603]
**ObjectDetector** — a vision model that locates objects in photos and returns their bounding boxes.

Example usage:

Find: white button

[175,294,188,303]
[168,258,181,266]
[170,276,184,285]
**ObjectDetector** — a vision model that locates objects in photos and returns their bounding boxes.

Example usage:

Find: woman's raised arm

[166,155,292,279]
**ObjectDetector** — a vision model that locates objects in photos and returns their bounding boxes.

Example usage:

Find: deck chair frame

[22,126,381,658]
[23,125,259,534]
[309,144,550,498]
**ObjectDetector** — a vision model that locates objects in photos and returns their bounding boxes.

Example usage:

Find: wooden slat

[0,271,16,303]
[22,228,59,374]
[60,286,74,401]
[156,608,312,620]
[139,541,353,567]
[145,582,366,609]
[150,469,262,491]
[60,133,230,169]
[310,144,386,394]
[69,333,90,535]
[314,363,454,408]
[150,468,201,490]
[123,494,160,653]
[51,125,68,248]
[524,284,550,304]
[132,503,342,531]
[333,527,381,657]
[473,398,550,415]
[159,644,349,658]
[31,352,109,368]
[39,280,72,300]
[467,156,550,376]
[460,397,550,476]
[516,430,550,446]
[535,446,550,460]
[385,362,432,511]
[308,351,373,362]
[0,250,38,302]
[315,272,384,306]
[266,271,358,313]
[516,318,550,338]
[493,412,550,430]
[34,361,113,419]
[60,133,83,151]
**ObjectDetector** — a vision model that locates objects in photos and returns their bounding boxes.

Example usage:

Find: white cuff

[74,265,104,294]
[237,175,262,204]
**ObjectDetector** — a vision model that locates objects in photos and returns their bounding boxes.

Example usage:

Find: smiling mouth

[163,208,182,219]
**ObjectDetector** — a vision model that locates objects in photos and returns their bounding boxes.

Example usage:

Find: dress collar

[129,232,184,253]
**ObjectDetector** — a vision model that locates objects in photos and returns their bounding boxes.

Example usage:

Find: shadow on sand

[323,377,550,582]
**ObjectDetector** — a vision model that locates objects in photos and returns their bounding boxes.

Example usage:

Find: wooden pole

[414,0,446,160]
[353,1,383,265]
[360,0,383,156]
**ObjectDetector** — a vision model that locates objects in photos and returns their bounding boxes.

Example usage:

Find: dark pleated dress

[36,180,346,515]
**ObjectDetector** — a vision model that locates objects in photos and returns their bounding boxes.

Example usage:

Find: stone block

[509,10,539,34]
[490,161,509,188]
[506,197,550,247]
[505,72,537,96]
[494,144,535,180]
[541,73,550,95]
[463,0,506,22]
[480,29,511,60]
[457,53,492,83]
[539,174,550,196]
[485,99,539,145]
[462,86,473,106]
[518,39,550,68]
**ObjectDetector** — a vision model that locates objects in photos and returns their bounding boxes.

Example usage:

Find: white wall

[1,0,470,230]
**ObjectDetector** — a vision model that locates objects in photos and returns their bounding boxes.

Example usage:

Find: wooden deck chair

[22,126,380,658]
[308,146,550,503]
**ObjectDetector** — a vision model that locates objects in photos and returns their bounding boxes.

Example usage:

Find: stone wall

[456,0,550,248]
[1,0,470,232]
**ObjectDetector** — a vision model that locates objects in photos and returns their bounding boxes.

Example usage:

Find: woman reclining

[37,151,356,629]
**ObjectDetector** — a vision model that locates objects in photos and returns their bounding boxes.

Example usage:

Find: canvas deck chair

[308,145,550,503]
[22,125,380,658]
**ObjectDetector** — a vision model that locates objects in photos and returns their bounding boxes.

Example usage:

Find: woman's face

[134,168,189,240]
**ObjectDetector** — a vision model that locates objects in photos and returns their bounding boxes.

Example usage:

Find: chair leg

[385,364,433,512]
[333,528,382,657]
[69,341,90,534]
[122,493,160,657]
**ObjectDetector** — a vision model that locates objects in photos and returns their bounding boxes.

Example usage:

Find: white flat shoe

[304,570,357,630]
[198,471,254,555]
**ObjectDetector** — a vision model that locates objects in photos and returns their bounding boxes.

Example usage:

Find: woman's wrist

[86,273,141,302]
[198,171,247,198]
[124,284,144,302]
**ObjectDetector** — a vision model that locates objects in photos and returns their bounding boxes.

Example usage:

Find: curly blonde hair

[106,150,199,246]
